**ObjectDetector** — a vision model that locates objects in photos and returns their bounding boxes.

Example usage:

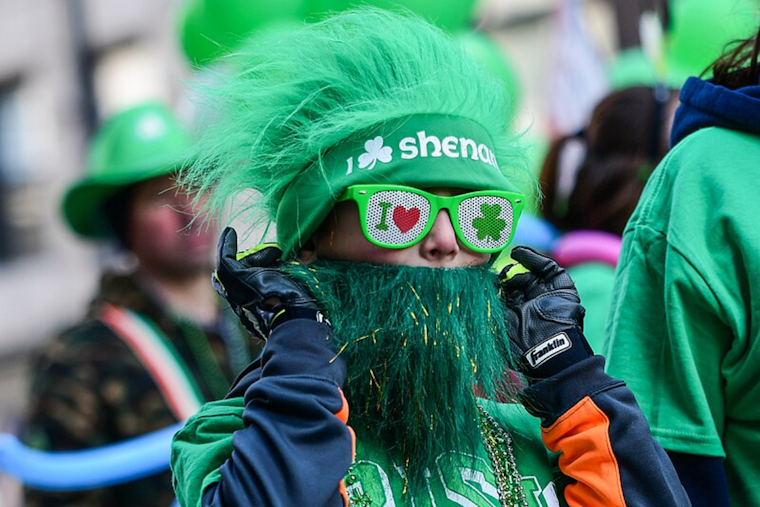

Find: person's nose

[419,209,459,262]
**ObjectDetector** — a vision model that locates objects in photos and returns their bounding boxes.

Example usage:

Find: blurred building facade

[0,1,190,502]
[0,0,189,429]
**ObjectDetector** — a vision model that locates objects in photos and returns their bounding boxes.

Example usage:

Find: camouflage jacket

[23,271,263,507]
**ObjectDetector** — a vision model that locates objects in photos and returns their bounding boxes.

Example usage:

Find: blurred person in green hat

[22,102,263,506]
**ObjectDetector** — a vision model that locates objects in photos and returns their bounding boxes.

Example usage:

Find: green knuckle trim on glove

[212,243,283,303]
[213,227,326,341]
[498,260,531,283]
[500,246,593,384]
[236,243,280,261]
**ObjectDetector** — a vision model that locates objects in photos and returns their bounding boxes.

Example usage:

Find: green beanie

[182,8,532,257]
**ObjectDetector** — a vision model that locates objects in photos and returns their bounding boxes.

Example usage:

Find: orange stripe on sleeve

[335,387,355,507]
[339,480,349,507]
[335,387,350,423]
[541,396,626,507]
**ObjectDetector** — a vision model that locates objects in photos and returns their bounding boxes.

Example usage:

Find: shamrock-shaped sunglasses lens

[366,190,432,246]
[457,195,515,251]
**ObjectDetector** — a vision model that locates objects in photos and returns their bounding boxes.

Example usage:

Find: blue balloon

[511,213,561,252]
[0,423,181,491]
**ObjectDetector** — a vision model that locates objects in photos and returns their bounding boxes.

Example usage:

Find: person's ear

[297,235,318,264]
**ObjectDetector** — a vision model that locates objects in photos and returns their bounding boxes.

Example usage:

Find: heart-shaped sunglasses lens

[366,190,432,246]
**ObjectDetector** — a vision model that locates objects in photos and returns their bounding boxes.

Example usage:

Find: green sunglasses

[337,184,525,253]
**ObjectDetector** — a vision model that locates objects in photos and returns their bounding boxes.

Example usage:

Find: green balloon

[178,0,234,66]
[666,0,759,81]
[608,47,660,89]
[204,0,305,37]
[366,0,477,31]
[456,31,522,122]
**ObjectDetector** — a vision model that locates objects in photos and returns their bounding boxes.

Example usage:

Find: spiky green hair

[183,8,531,250]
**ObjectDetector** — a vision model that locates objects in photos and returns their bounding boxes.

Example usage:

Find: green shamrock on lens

[472,203,506,241]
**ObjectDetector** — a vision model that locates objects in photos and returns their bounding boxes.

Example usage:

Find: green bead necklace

[477,404,529,507]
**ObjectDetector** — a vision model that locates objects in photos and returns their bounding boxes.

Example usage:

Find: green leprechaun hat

[62,102,193,239]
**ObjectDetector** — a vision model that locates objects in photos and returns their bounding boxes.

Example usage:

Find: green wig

[183,8,532,257]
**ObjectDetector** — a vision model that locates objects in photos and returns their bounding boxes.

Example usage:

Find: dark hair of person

[708,28,760,89]
[102,186,135,248]
[539,85,677,236]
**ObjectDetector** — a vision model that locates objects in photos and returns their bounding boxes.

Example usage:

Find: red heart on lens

[392,206,420,233]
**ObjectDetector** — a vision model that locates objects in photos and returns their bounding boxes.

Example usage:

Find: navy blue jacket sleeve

[667,452,729,507]
[201,318,354,507]
[520,355,691,506]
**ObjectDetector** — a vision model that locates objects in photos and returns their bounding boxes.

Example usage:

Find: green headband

[276,114,520,256]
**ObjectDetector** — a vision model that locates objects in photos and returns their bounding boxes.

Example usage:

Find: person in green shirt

[170,9,689,507]
[604,27,760,507]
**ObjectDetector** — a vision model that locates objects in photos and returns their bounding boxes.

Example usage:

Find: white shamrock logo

[358,136,393,170]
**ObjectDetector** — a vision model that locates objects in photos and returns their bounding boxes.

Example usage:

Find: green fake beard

[285,260,517,491]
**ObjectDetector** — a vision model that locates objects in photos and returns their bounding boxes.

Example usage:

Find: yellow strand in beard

[330,329,379,363]
[369,368,382,392]
[409,311,432,346]
[405,282,430,317]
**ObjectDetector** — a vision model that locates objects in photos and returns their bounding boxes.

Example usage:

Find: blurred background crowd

[0,0,757,504]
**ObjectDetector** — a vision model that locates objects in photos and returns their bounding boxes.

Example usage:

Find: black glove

[499,246,593,383]
[213,227,327,340]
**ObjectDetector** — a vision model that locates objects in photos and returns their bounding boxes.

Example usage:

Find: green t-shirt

[604,127,760,506]
[172,398,568,507]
